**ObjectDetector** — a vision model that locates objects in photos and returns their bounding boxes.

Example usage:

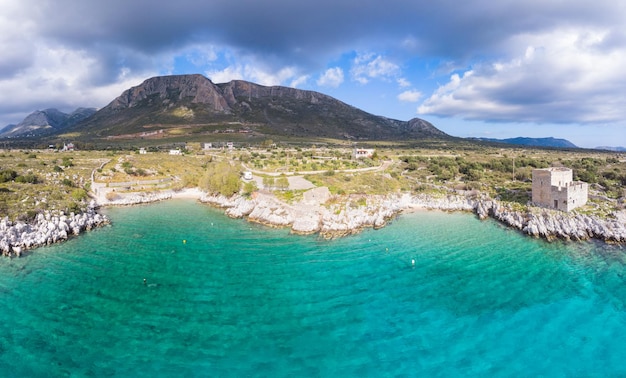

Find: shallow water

[1,200,625,377]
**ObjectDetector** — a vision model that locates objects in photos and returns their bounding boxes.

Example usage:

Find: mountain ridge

[67,74,449,141]
[472,136,578,149]
[1,108,96,138]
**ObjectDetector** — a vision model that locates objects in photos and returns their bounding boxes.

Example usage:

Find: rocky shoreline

[0,203,109,257]
[199,190,626,243]
[2,187,625,257]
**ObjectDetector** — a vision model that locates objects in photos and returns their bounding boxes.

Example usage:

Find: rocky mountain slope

[69,74,448,141]
[1,108,96,138]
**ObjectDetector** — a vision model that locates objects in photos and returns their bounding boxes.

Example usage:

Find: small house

[353,148,375,159]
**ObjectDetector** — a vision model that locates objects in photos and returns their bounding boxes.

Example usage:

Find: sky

[1,0,625,148]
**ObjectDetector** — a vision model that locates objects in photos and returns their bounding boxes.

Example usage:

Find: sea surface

[1,200,626,377]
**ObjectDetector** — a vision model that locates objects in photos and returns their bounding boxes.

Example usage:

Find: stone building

[531,167,588,211]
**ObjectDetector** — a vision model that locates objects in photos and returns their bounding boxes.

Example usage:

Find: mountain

[1,108,96,138]
[596,146,626,152]
[68,74,448,141]
[473,137,578,149]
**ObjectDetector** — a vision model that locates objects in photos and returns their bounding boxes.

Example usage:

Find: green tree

[243,181,258,197]
[263,176,275,189]
[199,161,241,195]
[276,176,289,191]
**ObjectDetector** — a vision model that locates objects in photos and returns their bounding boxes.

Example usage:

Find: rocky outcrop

[100,191,173,206]
[472,198,626,242]
[199,191,400,238]
[108,74,231,112]
[0,207,109,257]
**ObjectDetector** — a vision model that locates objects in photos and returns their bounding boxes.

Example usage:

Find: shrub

[62,157,74,167]
[276,176,289,191]
[263,176,275,189]
[71,188,88,201]
[243,181,258,197]
[0,170,17,183]
[15,174,39,184]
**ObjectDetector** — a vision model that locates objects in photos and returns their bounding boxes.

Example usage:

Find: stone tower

[532,167,588,211]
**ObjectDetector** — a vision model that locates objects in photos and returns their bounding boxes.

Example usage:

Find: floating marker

[412,259,415,266]
[183,240,187,244]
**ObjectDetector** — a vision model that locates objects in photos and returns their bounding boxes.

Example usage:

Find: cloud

[418,28,626,124]
[0,42,150,118]
[397,78,411,88]
[206,63,306,87]
[351,54,401,84]
[1,0,626,145]
[398,90,422,102]
[317,67,344,88]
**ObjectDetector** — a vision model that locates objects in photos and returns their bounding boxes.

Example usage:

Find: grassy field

[0,140,624,222]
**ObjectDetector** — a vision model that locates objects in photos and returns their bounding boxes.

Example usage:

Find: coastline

[2,186,625,257]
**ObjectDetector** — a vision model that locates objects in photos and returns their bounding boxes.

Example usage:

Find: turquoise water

[1,200,626,377]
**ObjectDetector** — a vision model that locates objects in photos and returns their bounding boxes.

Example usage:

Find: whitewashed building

[353,148,375,159]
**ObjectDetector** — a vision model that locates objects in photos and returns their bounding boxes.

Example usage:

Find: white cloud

[0,42,151,118]
[397,90,422,102]
[206,63,305,87]
[350,53,401,84]
[289,75,310,88]
[317,67,344,88]
[418,28,626,124]
[397,78,411,88]
[206,65,245,83]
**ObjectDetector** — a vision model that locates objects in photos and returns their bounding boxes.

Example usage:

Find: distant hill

[1,108,96,138]
[595,146,626,152]
[67,74,449,141]
[472,137,578,149]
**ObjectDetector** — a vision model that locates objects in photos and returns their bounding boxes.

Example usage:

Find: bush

[15,174,39,184]
[243,181,258,197]
[62,178,75,187]
[62,157,74,167]
[71,189,88,201]
[276,176,289,191]
[0,170,17,183]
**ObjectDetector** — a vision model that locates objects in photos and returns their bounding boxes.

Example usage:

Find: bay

[1,199,625,377]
